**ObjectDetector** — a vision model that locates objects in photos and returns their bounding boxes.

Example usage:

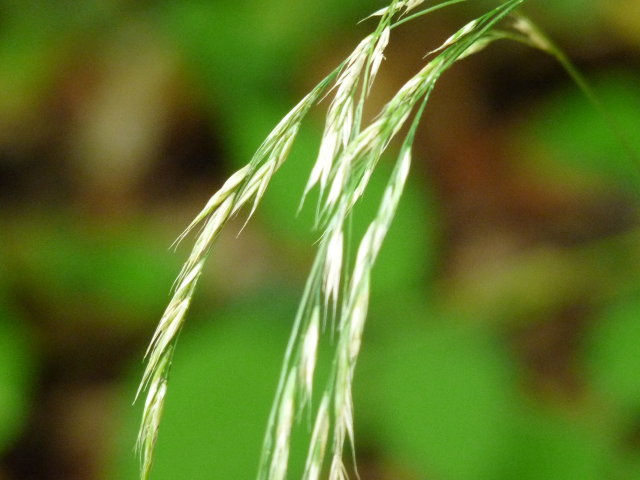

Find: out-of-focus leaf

[517,72,640,193]
[585,294,640,409]
[357,314,516,480]
[155,0,369,106]
[527,0,601,32]
[0,2,116,121]
[493,408,610,480]
[0,301,34,453]
[0,18,60,121]
[7,215,181,327]
[616,452,640,480]
[111,294,319,480]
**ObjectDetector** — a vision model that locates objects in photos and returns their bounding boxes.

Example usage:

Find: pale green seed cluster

[134,1,578,479]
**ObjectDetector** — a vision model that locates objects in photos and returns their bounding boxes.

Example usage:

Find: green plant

[135,1,599,479]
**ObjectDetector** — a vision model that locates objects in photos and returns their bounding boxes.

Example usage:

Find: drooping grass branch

[132,1,619,479]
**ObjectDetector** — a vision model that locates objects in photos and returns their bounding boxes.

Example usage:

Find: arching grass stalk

[132,1,601,479]
[508,14,640,188]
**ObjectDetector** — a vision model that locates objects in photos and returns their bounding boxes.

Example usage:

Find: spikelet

[138,2,530,480]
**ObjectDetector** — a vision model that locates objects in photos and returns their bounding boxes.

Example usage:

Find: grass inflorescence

[135,1,583,478]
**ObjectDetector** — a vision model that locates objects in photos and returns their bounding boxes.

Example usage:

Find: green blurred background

[1,0,640,479]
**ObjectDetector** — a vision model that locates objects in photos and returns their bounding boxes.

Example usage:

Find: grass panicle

[132,2,602,479]
[135,69,339,478]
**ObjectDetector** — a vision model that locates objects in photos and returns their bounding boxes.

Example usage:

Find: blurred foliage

[525,0,601,33]
[0,244,33,453]
[518,72,640,193]
[586,294,640,411]
[154,0,367,98]
[4,214,182,327]
[115,301,518,480]
[0,0,640,479]
[358,314,517,480]
[112,298,298,480]
[0,299,34,453]
[494,408,610,480]
[0,1,115,120]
